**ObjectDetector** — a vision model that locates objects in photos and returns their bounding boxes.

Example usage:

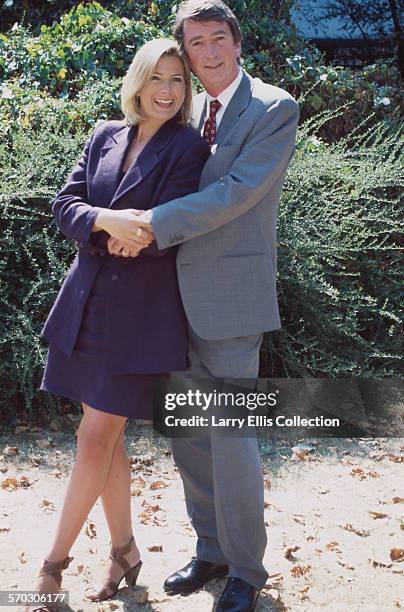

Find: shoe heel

[125,560,142,587]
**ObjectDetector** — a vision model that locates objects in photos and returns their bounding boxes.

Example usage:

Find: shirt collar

[205,68,243,111]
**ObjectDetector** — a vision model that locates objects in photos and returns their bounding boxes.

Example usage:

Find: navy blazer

[41,117,210,374]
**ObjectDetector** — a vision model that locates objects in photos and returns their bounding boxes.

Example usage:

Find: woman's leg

[32,404,127,602]
[85,428,141,599]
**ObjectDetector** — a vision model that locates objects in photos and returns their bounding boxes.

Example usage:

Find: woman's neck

[136,120,164,145]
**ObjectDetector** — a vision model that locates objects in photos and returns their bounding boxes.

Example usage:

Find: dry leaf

[0,525,10,533]
[350,468,366,480]
[4,446,19,456]
[50,469,62,478]
[264,479,271,490]
[40,499,56,512]
[149,480,167,490]
[284,546,300,561]
[266,589,279,600]
[326,541,341,551]
[299,585,310,600]
[390,548,404,562]
[85,521,97,539]
[290,565,311,577]
[130,488,143,497]
[388,454,404,463]
[341,523,370,537]
[1,477,18,490]
[392,497,404,504]
[292,514,306,525]
[147,545,163,552]
[132,476,147,488]
[29,455,42,466]
[18,551,27,564]
[368,511,389,520]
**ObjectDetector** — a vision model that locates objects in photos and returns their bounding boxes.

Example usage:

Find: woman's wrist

[92,208,111,233]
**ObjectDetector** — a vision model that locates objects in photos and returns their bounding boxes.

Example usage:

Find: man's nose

[205,42,218,59]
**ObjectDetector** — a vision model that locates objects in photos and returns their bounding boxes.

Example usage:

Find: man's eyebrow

[188,29,229,43]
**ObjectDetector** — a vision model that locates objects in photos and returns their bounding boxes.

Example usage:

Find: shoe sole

[164,568,228,596]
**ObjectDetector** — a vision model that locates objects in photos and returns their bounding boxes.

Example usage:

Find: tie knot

[209,99,221,115]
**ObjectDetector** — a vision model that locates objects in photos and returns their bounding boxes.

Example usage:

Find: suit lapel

[109,117,180,207]
[215,71,252,145]
[192,92,207,133]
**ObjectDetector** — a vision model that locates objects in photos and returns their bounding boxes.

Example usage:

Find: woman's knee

[77,405,126,456]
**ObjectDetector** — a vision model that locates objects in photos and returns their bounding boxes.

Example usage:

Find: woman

[27,38,210,611]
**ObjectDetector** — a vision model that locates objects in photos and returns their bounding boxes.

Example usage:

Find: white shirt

[202,68,243,133]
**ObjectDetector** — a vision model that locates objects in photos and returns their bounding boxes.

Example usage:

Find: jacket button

[111,273,119,281]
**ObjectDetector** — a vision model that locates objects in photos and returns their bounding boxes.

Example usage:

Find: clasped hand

[94,208,154,258]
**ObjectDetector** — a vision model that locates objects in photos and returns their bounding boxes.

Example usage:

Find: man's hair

[173,0,242,48]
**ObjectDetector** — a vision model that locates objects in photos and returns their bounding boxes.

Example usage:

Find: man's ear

[235,41,241,59]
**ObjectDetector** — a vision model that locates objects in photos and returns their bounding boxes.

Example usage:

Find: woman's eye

[173,77,184,83]
[151,75,159,80]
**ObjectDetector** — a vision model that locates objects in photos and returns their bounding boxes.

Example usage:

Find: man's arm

[147,97,299,249]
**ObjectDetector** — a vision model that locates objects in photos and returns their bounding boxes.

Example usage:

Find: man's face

[183,19,241,97]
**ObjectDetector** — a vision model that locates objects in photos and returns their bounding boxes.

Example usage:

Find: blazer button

[111,273,119,281]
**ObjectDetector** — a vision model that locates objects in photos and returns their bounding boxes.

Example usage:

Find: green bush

[263,112,403,377]
[0,113,402,422]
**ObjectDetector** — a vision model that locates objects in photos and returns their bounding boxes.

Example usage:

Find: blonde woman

[27,38,209,611]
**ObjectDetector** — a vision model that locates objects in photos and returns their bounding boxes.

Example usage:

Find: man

[112,1,299,609]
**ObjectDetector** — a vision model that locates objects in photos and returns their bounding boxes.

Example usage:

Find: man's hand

[107,238,142,257]
[93,208,154,246]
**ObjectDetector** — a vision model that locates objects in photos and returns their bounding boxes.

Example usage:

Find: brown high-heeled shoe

[86,535,142,602]
[24,555,74,612]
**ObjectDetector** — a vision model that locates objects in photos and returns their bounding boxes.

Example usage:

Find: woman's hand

[93,208,154,247]
[107,238,142,258]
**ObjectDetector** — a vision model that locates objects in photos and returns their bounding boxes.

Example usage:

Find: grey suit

[152,71,299,590]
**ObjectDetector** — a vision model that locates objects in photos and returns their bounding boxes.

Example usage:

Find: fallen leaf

[147,545,163,552]
[390,548,404,562]
[341,523,370,537]
[388,454,404,463]
[40,499,56,512]
[1,477,18,490]
[85,521,97,539]
[132,476,147,488]
[290,565,311,577]
[266,589,279,600]
[368,511,389,520]
[131,488,143,497]
[292,514,306,525]
[149,480,167,490]
[392,497,404,504]
[326,541,341,551]
[284,546,300,561]
[0,525,10,533]
[264,479,271,490]
[18,551,27,564]
[29,455,42,466]
[50,469,62,478]
[4,446,19,456]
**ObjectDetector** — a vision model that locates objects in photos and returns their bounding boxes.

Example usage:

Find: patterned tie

[203,99,222,145]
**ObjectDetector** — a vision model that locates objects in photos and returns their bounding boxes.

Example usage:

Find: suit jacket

[41,118,210,373]
[152,71,300,340]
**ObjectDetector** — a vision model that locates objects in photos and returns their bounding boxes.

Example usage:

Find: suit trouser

[171,326,268,590]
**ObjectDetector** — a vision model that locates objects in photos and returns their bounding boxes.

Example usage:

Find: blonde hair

[121,38,192,126]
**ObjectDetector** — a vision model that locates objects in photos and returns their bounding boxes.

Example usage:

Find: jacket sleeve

[151,97,299,249]
[52,126,102,247]
[141,137,210,257]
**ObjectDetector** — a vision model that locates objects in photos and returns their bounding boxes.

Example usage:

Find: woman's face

[138,55,186,125]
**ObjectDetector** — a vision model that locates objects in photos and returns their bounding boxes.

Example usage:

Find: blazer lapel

[99,124,135,204]
[215,71,252,145]
[192,92,207,134]
[110,117,180,207]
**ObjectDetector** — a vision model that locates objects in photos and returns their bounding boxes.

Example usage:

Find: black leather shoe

[164,557,228,595]
[214,578,260,611]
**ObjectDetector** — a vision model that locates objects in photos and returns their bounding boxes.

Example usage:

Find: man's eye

[192,41,201,47]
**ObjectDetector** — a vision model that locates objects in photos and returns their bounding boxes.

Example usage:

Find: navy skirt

[41,259,164,420]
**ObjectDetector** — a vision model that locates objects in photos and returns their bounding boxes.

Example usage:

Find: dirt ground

[0,422,403,612]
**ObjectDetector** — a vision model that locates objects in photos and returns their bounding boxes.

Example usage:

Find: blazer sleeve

[52,125,103,247]
[151,97,299,249]
[141,137,210,257]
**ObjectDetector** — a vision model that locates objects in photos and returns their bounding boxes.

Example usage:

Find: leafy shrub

[262,112,403,377]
